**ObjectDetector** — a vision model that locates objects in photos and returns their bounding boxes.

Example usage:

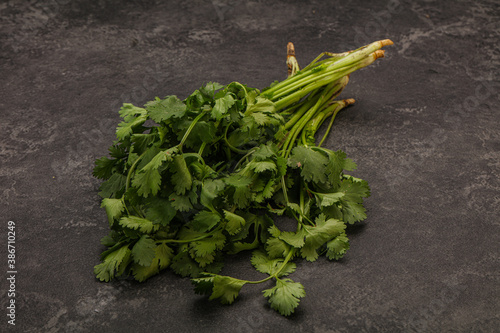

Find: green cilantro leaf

[266,237,290,259]
[191,210,221,232]
[209,275,246,304]
[169,192,195,212]
[94,245,131,282]
[314,192,345,207]
[93,157,117,180]
[132,170,162,198]
[253,143,278,161]
[155,243,175,270]
[191,275,215,295]
[279,229,306,248]
[338,177,370,224]
[340,199,367,224]
[246,96,276,114]
[100,198,124,227]
[119,216,158,233]
[119,103,147,121]
[276,156,288,176]
[190,230,226,258]
[263,278,306,316]
[132,243,174,282]
[181,121,217,147]
[170,250,203,278]
[223,210,246,235]
[171,155,192,195]
[248,160,277,173]
[100,234,117,247]
[288,146,329,184]
[300,214,346,261]
[98,173,127,199]
[212,94,235,120]
[132,149,175,197]
[131,235,157,266]
[144,197,177,226]
[251,250,296,277]
[200,179,225,210]
[131,133,157,154]
[116,114,148,141]
[145,96,187,123]
[224,174,252,208]
[200,82,224,97]
[326,233,350,260]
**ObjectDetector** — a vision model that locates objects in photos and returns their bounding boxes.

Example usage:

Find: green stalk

[125,151,147,192]
[245,248,296,284]
[283,89,323,130]
[270,67,340,100]
[223,124,248,154]
[263,62,329,97]
[273,72,340,111]
[323,39,392,72]
[300,50,352,71]
[317,99,354,147]
[282,75,347,154]
[268,40,390,99]
[178,111,208,150]
[182,152,207,167]
[274,51,383,111]
[281,95,324,158]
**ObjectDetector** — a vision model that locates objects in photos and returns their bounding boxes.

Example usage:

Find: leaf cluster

[91,37,394,315]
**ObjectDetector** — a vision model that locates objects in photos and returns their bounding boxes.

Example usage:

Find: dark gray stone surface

[1,0,499,332]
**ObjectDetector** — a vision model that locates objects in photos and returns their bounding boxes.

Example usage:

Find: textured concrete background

[1,0,499,332]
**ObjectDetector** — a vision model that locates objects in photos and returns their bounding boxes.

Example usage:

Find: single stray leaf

[263,278,305,316]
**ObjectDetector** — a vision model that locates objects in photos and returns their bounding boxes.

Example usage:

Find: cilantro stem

[273,52,382,111]
[283,89,322,130]
[223,124,248,154]
[229,81,249,103]
[131,205,145,218]
[317,99,354,147]
[281,94,323,158]
[159,231,213,244]
[121,197,131,216]
[271,68,341,100]
[125,151,147,193]
[281,175,290,205]
[233,147,258,171]
[179,111,208,151]
[300,51,351,71]
[246,248,296,284]
[299,185,305,222]
[203,248,296,286]
[183,152,206,168]
[198,142,207,156]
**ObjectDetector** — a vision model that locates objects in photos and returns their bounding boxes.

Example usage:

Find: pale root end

[380,39,394,47]
[287,42,295,57]
[345,98,355,106]
[373,50,385,59]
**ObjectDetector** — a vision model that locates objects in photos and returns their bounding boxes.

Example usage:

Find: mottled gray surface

[1,0,499,332]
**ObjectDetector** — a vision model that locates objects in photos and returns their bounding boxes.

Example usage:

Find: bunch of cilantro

[93,40,393,316]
